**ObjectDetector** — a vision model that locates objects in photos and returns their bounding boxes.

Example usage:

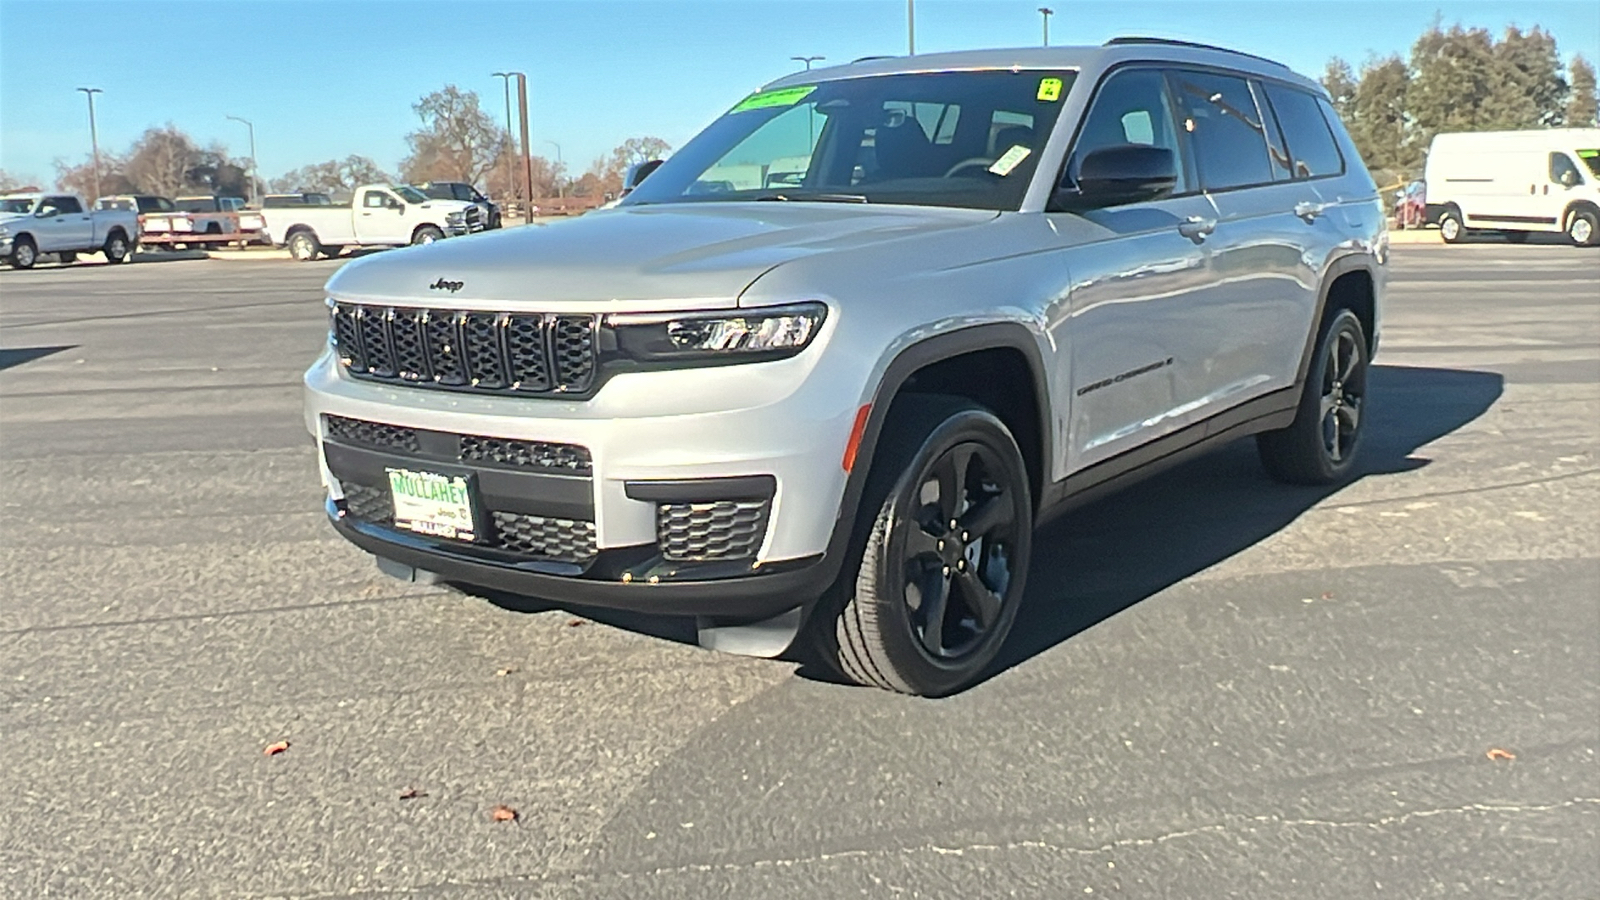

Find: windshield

[1,197,37,214]
[392,185,429,204]
[623,70,1078,211]
[1580,149,1600,178]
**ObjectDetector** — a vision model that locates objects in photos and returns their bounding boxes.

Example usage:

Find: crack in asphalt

[1320,467,1599,509]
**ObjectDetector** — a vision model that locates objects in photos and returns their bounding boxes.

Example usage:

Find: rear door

[355,189,407,244]
[1164,70,1335,416]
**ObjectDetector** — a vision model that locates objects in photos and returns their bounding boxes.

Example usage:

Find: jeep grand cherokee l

[304,39,1385,696]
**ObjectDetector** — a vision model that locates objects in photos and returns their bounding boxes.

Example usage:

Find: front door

[356,189,406,244]
[36,196,92,251]
[1048,65,1221,471]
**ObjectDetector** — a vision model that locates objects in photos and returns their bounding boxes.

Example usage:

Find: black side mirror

[1062,145,1178,208]
[621,159,665,196]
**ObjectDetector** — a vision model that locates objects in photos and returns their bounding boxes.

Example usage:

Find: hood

[418,200,473,213]
[0,213,35,229]
[325,202,996,311]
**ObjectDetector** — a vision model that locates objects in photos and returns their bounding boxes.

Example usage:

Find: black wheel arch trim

[1293,253,1377,393]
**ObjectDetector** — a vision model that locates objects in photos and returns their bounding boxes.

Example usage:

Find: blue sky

[2,0,1597,188]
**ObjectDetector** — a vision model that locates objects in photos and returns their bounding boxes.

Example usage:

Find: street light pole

[491,72,517,209]
[544,140,563,199]
[1038,7,1053,47]
[790,56,825,148]
[514,72,532,214]
[226,115,259,205]
[76,87,103,203]
[907,0,915,55]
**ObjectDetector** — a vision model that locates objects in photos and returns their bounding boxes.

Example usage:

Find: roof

[763,40,1321,96]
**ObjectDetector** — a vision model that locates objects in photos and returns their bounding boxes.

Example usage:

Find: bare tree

[399,85,505,186]
[0,169,46,192]
[53,153,135,198]
[271,156,393,194]
[122,126,201,198]
[590,136,672,196]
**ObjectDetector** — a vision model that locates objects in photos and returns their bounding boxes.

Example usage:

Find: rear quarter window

[1263,84,1344,179]
[1168,70,1275,191]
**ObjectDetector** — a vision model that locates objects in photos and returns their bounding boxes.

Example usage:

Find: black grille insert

[657,499,771,562]
[332,303,598,396]
[339,481,596,565]
[459,435,591,473]
[325,415,420,453]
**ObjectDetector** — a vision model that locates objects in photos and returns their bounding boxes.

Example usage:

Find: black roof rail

[851,55,896,64]
[1103,36,1289,70]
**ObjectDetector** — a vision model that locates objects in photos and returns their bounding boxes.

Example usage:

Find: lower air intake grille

[325,415,419,453]
[342,482,393,524]
[657,499,771,562]
[490,511,597,563]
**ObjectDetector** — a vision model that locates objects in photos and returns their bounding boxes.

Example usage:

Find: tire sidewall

[13,239,37,268]
[1301,310,1369,481]
[413,227,444,245]
[105,233,128,262]
[1568,210,1597,247]
[864,408,1032,696]
[289,232,317,261]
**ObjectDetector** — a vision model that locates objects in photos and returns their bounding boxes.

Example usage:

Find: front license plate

[386,468,478,541]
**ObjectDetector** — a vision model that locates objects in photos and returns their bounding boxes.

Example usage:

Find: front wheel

[287,231,320,262]
[9,236,37,269]
[1258,309,1369,485]
[58,251,77,264]
[821,397,1032,696]
[412,225,445,245]
[1567,209,1599,247]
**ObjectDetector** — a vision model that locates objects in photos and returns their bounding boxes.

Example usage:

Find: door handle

[1178,216,1216,240]
[1293,200,1327,222]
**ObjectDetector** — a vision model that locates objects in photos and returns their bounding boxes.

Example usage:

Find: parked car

[263,192,334,208]
[413,181,501,229]
[303,39,1385,695]
[1424,128,1600,245]
[138,196,266,249]
[0,192,138,268]
[98,194,177,214]
[262,183,485,261]
[1394,180,1427,229]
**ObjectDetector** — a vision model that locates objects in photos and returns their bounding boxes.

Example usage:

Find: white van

[1424,128,1600,246]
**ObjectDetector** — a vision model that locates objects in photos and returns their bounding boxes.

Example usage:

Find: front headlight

[446,211,467,223]
[607,303,827,363]
[0,226,10,239]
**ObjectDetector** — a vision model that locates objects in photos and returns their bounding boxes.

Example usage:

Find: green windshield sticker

[1037,77,1063,102]
[1578,149,1599,158]
[731,85,817,113]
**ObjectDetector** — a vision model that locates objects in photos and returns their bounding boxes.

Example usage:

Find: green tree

[1568,55,1598,126]
[1321,58,1358,122]
[1347,55,1415,180]
[1485,26,1566,128]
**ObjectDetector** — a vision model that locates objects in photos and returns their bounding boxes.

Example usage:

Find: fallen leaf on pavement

[399,787,427,800]
[495,666,518,677]
[567,619,584,627]
[491,804,519,823]
[1320,592,1334,600]
[263,740,290,756]
[1486,747,1515,761]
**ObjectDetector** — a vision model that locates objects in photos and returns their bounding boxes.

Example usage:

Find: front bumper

[304,343,861,619]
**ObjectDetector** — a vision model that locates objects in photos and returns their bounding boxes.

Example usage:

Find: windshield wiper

[754,192,869,204]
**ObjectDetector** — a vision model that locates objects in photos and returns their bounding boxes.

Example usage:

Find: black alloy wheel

[1258,308,1369,485]
[827,397,1032,696]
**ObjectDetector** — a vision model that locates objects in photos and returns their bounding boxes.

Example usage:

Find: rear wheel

[1258,309,1369,485]
[412,225,445,245]
[9,236,37,269]
[1439,208,1466,243]
[104,231,130,263]
[287,231,321,262]
[1567,209,1599,247]
[821,397,1032,696]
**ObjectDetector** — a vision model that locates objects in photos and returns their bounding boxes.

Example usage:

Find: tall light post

[1038,7,1054,46]
[514,72,532,214]
[76,87,103,203]
[791,56,825,147]
[225,115,259,205]
[907,0,915,55]
[491,72,517,209]
[544,140,563,199]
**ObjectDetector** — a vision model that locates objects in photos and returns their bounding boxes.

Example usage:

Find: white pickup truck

[0,192,139,268]
[262,183,486,261]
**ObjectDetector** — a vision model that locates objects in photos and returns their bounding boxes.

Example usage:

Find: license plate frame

[385,467,480,542]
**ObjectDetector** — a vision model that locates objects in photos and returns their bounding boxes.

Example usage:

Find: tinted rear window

[1168,70,1274,191]
[1263,84,1344,179]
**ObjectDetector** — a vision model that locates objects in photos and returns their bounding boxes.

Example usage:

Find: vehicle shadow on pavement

[986,363,1504,686]
[0,345,75,371]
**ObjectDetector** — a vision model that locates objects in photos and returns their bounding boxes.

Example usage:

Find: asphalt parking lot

[2,243,1596,898]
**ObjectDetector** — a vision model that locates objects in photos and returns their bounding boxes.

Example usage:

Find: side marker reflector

[842,404,872,472]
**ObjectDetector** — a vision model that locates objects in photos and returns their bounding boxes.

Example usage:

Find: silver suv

[304,39,1385,696]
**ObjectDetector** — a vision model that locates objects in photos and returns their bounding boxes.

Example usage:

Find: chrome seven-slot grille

[331,302,597,395]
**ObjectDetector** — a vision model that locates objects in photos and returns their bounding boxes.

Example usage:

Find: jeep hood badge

[429,278,464,293]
